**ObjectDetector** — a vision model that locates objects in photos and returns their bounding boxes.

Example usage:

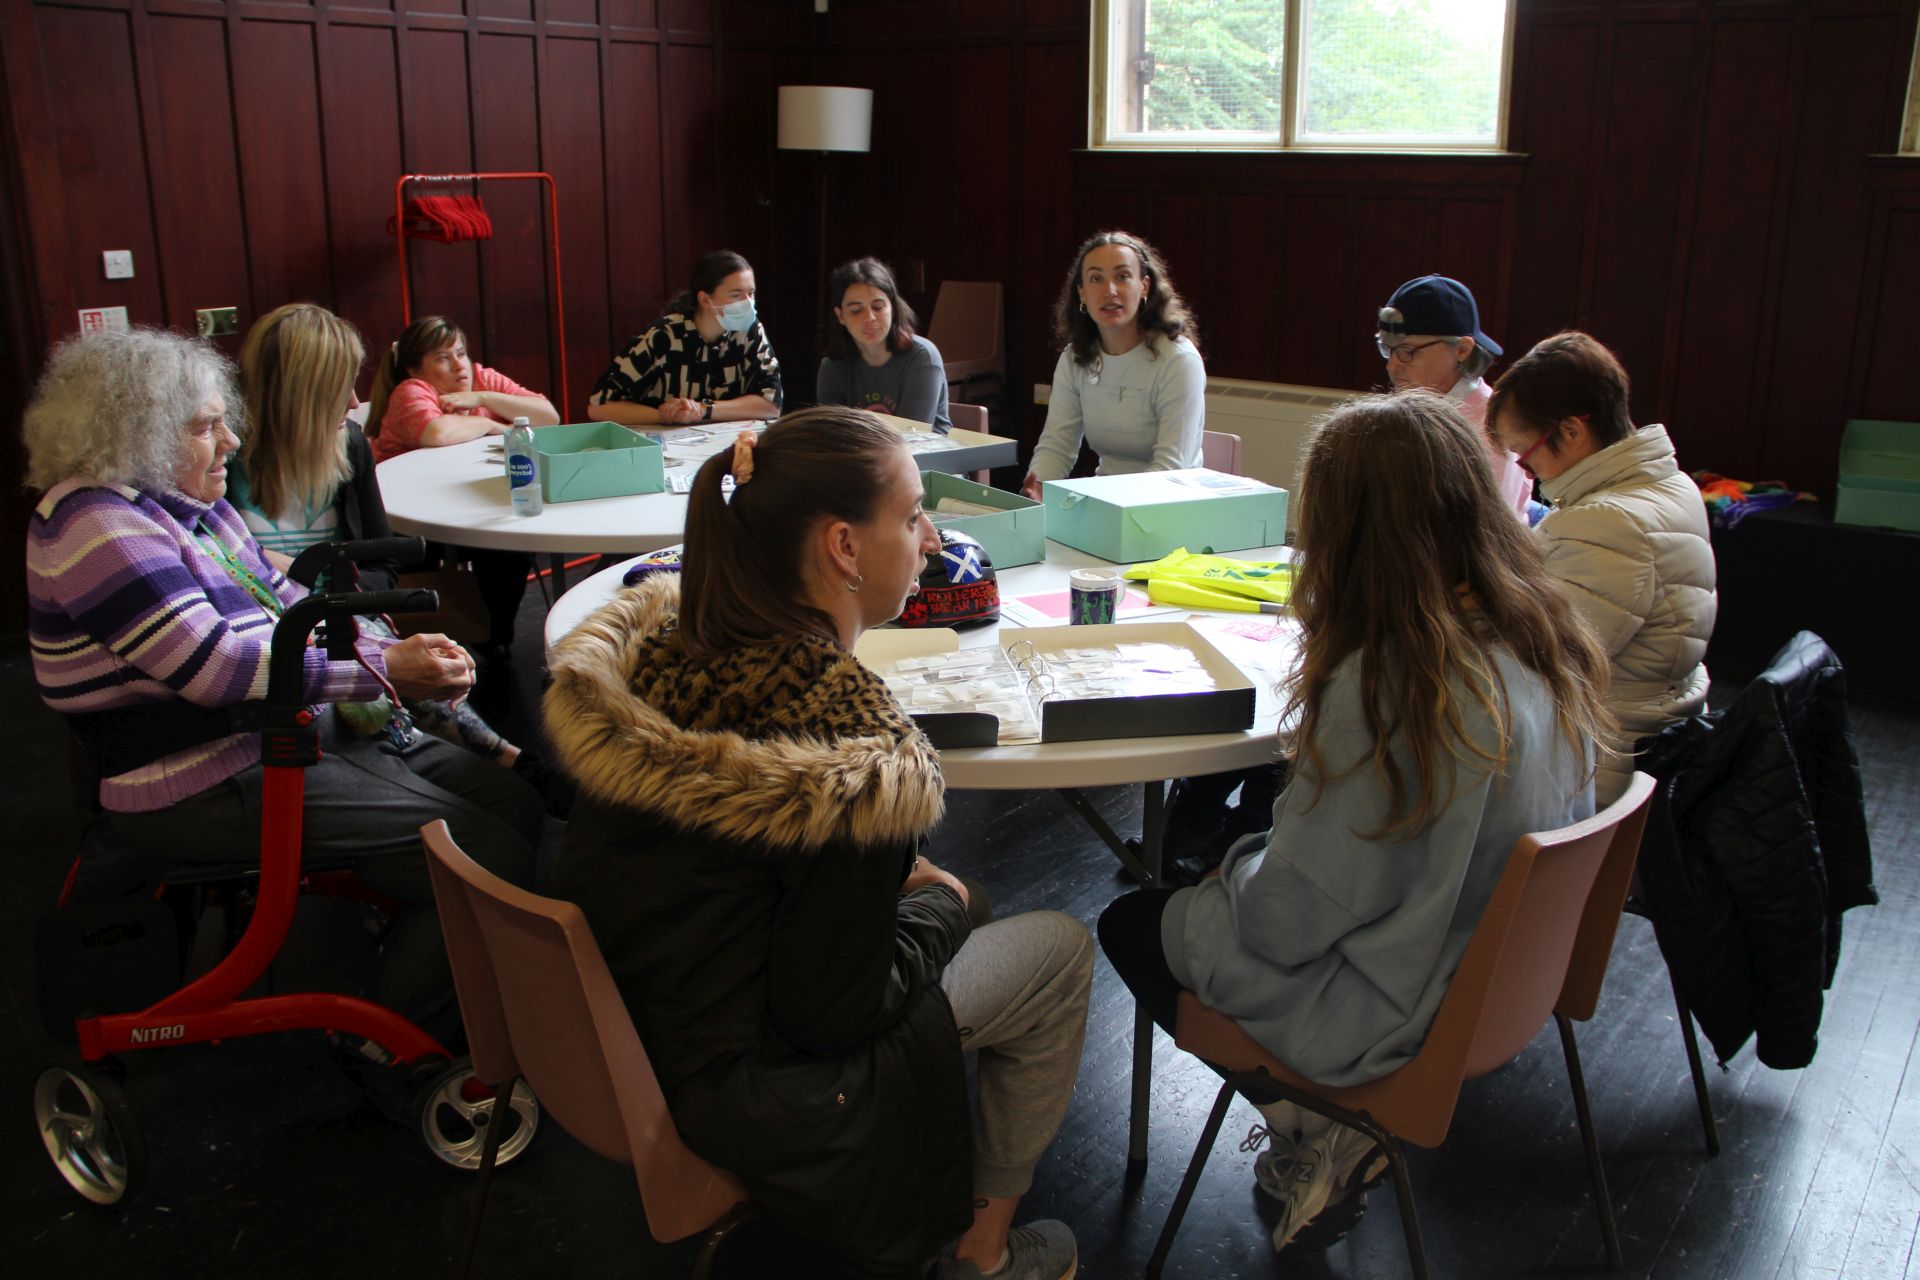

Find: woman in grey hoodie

[1099,390,1615,1253]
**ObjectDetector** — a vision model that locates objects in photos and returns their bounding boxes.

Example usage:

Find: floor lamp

[777,86,873,346]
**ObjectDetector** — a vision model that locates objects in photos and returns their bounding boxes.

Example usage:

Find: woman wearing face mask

[589,249,784,427]
[1021,231,1205,500]
[817,256,951,432]
[1487,330,1716,804]
[1375,274,1536,519]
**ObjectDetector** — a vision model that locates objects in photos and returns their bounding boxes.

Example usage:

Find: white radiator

[1203,377,1349,505]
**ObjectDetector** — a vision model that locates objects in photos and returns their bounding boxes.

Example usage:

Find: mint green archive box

[1041,469,1289,564]
[1834,419,1920,533]
[535,422,665,503]
[922,471,1045,568]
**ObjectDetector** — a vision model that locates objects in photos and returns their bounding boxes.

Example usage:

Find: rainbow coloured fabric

[1691,471,1816,529]
[27,483,387,812]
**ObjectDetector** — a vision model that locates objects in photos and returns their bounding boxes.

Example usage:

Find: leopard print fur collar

[543,575,944,852]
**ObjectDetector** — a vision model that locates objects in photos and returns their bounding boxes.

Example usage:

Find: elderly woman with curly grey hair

[24,326,542,1031]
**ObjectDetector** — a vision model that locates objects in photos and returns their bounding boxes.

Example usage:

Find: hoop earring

[846,574,864,593]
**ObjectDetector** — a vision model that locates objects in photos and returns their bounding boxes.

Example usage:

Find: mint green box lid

[535,422,665,503]
[1837,420,1920,494]
[1041,469,1289,564]
[1834,420,1920,531]
[922,471,1045,568]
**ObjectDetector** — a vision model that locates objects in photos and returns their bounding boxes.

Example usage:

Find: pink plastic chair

[421,821,753,1279]
[1201,429,1243,476]
[948,402,992,482]
[928,281,1005,403]
[1148,775,1656,1279]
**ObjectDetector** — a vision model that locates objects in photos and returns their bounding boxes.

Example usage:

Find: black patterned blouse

[588,313,784,411]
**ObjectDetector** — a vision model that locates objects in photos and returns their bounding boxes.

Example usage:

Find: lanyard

[194,521,283,619]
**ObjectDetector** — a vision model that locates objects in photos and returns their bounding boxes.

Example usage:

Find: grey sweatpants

[941,910,1095,1199]
[111,714,543,1024]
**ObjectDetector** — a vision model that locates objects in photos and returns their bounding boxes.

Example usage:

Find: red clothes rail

[392,172,570,416]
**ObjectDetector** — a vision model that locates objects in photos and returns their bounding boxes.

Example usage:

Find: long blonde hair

[1284,391,1613,838]
[238,303,361,518]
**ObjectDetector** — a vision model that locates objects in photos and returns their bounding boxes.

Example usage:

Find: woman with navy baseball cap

[1376,274,1536,517]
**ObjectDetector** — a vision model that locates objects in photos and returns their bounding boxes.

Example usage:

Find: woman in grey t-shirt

[816,257,951,432]
[1021,230,1206,498]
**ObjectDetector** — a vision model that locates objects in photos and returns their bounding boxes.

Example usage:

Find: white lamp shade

[777,86,873,153]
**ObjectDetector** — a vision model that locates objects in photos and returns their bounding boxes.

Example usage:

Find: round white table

[375,420,1019,559]
[375,433,707,556]
[547,541,1294,788]
[547,538,1298,1169]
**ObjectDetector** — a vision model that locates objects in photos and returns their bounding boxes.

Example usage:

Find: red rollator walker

[34,538,541,1206]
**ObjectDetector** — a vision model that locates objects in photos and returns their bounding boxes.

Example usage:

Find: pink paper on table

[1010,587,1155,621]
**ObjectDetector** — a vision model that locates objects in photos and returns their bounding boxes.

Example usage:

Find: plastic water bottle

[505,416,542,516]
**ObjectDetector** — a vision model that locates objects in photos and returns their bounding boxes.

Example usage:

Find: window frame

[1089,0,1518,154]
[1903,23,1920,154]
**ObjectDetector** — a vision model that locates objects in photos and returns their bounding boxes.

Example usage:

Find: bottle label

[507,456,535,489]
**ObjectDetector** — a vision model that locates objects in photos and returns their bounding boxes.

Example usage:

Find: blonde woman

[230,303,531,776]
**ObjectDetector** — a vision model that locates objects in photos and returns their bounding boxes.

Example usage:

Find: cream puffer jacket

[1537,425,1717,801]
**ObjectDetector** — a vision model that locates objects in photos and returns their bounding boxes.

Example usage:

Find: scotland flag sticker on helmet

[897,529,999,628]
[941,538,985,584]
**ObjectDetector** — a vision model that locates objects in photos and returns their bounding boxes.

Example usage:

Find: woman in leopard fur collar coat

[542,408,1099,1280]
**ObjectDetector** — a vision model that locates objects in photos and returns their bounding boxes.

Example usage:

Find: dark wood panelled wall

[0,0,812,629]
[815,0,1920,492]
[3,0,1919,631]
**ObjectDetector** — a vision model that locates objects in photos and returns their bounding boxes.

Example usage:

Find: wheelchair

[32,537,542,1206]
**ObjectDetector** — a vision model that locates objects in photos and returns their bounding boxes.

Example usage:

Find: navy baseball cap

[1377,275,1502,358]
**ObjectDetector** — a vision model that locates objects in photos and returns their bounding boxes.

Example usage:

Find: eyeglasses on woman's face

[1376,336,1449,364]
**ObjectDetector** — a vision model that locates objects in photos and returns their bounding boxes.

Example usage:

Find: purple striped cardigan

[28,481,391,813]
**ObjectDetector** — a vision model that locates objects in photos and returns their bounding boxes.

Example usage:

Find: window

[1904,25,1920,153]
[1092,0,1515,151]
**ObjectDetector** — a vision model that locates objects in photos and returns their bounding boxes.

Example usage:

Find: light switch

[1034,383,1052,406]
[102,250,134,280]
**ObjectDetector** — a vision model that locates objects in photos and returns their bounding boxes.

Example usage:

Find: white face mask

[718,297,758,333]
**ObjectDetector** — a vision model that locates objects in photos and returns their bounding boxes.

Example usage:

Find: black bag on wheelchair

[35,901,179,1045]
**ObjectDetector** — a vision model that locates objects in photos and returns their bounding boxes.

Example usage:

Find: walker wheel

[414,1057,540,1172]
[34,1063,147,1206]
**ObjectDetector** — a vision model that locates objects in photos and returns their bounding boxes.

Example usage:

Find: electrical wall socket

[195,307,239,338]
[1034,382,1051,405]
[102,250,134,280]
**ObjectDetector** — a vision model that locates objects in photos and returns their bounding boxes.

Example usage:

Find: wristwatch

[700,398,714,423]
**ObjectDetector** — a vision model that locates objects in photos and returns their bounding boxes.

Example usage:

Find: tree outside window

[1097,0,1512,150]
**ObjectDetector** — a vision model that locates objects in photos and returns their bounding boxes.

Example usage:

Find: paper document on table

[669,472,734,495]
[651,424,767,475]
[1164,471,1277,495]
[1184,614,1301,724]
[901,432,965,455]
[998,586,1172,630]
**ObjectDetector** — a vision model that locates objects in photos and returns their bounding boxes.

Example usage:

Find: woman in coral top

[366,315,560,665]
[366,315,557,463]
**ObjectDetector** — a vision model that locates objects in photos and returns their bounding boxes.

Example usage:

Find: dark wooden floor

[3,594,1916,1279]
